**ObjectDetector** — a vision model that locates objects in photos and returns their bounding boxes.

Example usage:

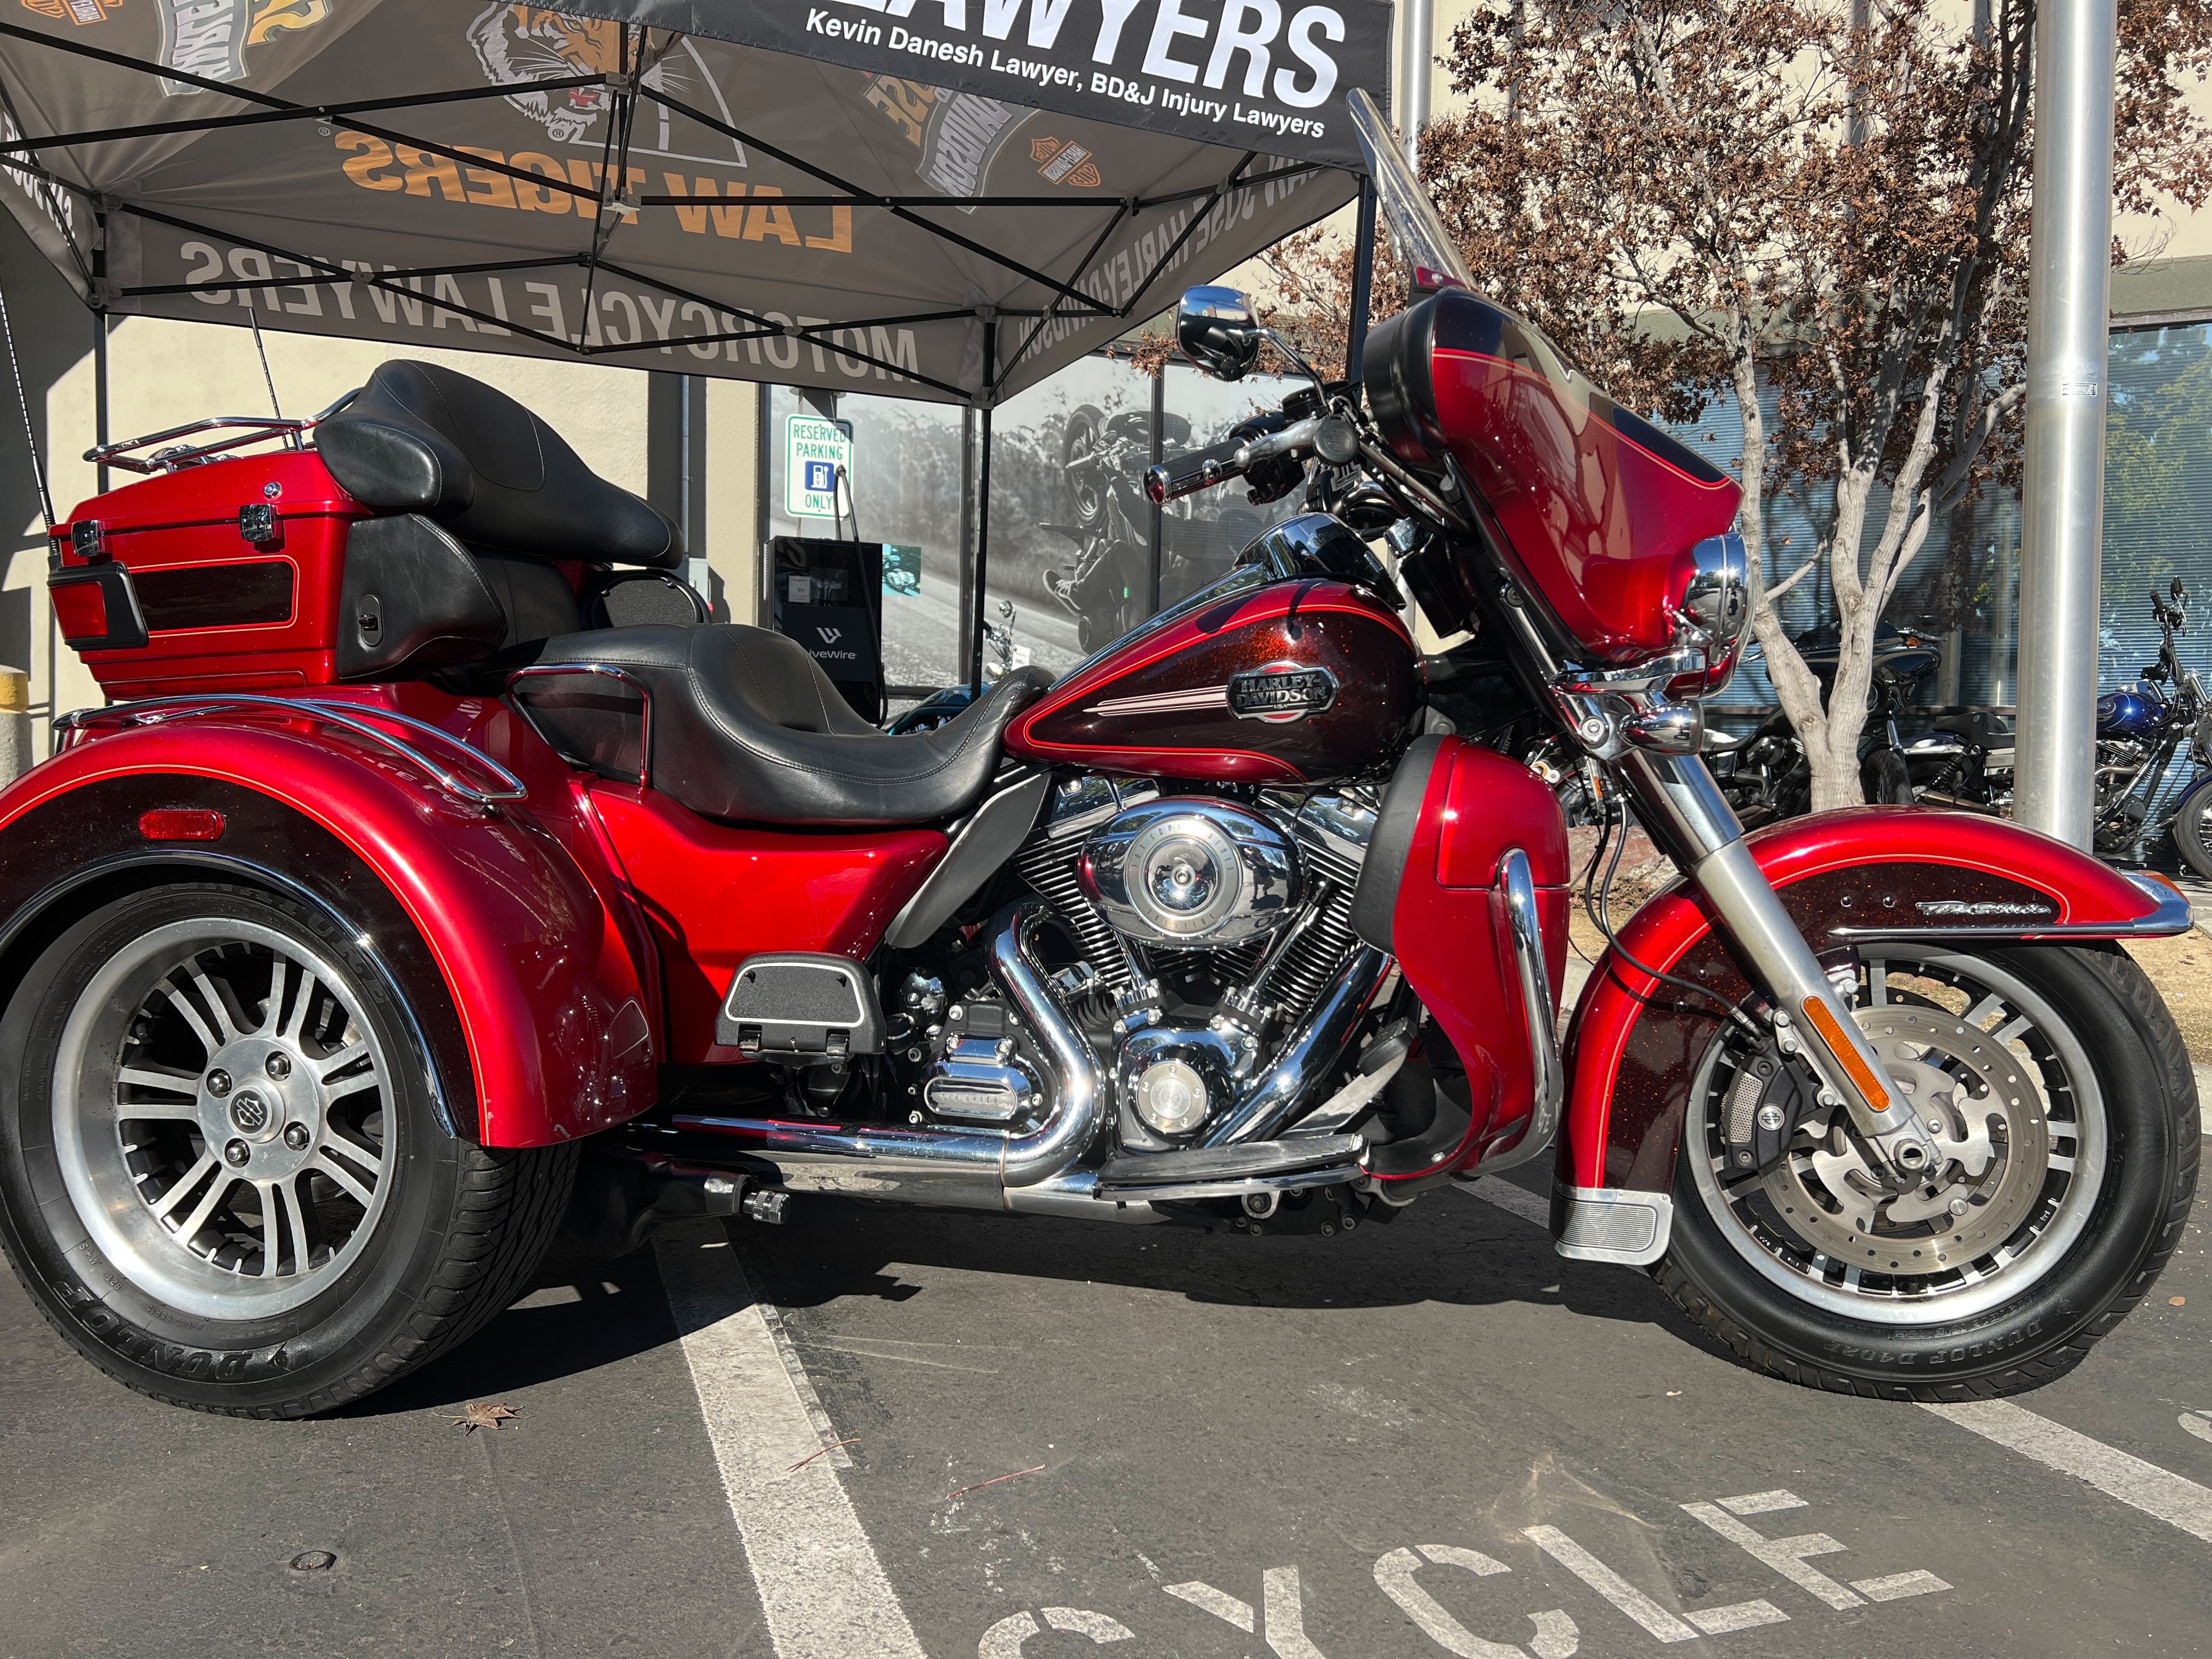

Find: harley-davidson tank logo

[1228,665,1338,724]
[1914,900,2055,917]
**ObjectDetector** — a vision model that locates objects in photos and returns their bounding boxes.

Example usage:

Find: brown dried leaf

[449,1401,522,1433]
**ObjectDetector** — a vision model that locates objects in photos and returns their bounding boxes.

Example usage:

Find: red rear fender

[0,714,656,1147]
[1556,806,2187,1258]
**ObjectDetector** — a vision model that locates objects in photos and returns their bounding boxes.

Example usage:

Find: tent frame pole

[1347,177,1377,380]
[969,315,997,698]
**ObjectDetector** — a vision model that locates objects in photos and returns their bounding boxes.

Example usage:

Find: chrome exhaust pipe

[1199,945,1391,1146]
[674,902,1111,1211]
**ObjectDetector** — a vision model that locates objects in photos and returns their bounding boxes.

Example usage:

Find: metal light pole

[1400,0,1432,170]
[2013,0,2115,848]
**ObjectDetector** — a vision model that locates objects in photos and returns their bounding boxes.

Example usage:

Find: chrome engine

[917,775,1385,1150]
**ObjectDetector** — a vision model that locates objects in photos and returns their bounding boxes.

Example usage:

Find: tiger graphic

[467,4,623,146]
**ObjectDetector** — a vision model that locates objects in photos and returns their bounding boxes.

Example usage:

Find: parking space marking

[1683,1492,1953,1609]
[654,1222,929,1659]
[1924,1400,2212,1544]
[1525,1524,1787,1641]
[1460,1178,1551,1228]
[2183,1410,2212,1446]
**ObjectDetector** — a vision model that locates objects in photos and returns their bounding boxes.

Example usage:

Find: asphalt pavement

[3,1149,2208,1659]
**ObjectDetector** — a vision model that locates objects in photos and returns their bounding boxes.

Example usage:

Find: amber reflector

[138,809,225,842]
[1799,996,1892,1112]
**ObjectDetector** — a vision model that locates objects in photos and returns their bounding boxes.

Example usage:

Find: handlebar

[1143,415,1357,505]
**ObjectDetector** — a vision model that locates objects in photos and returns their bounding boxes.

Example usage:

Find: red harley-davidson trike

[0,98,2196,1418]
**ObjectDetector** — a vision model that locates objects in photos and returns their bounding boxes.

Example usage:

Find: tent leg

[1346,177,1376,380]
[1147,365,1166,616]
[970,403,992,696]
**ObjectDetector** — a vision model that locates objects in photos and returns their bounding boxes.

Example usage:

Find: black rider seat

[511,624,1054,827]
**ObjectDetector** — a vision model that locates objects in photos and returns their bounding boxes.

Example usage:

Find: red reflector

[139,809,225,843]
[51,582,108,641]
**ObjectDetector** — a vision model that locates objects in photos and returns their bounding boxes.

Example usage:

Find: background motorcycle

[1702,620,1938,825]
[2089,581,2212,874]
[1904,582,2212,875]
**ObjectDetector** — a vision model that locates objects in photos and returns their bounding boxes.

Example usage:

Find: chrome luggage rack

[82,390,360,476]
[56,694,528,814]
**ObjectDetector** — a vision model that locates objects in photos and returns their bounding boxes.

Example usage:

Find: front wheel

[2171,785,2212,881]
[1656,942,2197,1398]
[0,882,576,1418]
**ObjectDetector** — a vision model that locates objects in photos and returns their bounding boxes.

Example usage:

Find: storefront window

[764,385,965,694]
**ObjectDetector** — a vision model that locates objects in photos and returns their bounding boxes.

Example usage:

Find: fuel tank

[2096,685,2164,740]
[1003,524,1421,786]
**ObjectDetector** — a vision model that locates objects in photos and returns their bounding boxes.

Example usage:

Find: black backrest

[318,360,683,568]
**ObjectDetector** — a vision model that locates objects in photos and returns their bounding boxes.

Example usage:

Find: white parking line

[654,1220,929,1659]
[1459,1172,2212,1552]
[1923,1400,2212,1545]
[1459,1177,1551,1228]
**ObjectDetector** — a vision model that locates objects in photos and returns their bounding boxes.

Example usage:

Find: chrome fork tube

[1612,751,1943,1177]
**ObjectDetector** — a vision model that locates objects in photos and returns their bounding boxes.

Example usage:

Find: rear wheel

[0,882,575,1418]
[1657,943,2197,1398]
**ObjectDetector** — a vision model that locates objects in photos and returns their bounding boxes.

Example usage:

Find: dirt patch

[2124,930,2212,1062]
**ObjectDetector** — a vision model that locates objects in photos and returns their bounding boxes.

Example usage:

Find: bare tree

[1269,0,2210,810]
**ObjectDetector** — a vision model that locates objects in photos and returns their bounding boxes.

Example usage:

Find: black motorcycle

[1045,405,1267,650]
[2084,581,2212,874]
[1703,619,1940,825]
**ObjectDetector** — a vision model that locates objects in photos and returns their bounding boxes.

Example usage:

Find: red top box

[50,449,368,699]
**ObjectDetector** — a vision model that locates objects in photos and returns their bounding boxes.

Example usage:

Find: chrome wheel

[1688,948,2105,1325]
[51,918,393,1321]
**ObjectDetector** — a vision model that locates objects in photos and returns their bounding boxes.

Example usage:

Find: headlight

[1667,533,1751,701]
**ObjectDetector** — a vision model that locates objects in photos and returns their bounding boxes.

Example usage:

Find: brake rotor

[1756,1005,2051,1274]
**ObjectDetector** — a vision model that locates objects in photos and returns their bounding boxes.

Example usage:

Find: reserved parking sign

[786,415,854,518]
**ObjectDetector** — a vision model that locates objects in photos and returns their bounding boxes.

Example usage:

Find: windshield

[1347,88,1474,293]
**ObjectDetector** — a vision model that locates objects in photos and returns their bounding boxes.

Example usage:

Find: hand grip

[1145,452,1244,505]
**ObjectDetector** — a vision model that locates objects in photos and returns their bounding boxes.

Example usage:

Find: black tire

[1863,746,1915,805]
[1063,404,1107,531]
[2172,787,2212,882]
[0,882,575,1418]
[1656,943,2197,1399]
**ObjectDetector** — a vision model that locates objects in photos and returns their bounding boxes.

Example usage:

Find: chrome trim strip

[507,661,654,789]
[1552,1185,1674,1266]
[61,694,528,811]
[1476,848,1563,1176]
[1829,874,2193,943]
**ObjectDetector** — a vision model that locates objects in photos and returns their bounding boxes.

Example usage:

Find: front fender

[0,716,655,1147]
[1554,806,2187,1263]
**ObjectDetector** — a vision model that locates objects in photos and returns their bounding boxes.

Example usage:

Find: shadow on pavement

[331,1237,680,1417]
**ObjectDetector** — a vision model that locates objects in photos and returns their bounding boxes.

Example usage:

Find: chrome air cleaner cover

[1078,798,1301,947]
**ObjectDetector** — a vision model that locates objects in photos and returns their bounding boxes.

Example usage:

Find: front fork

[1612,749,1947,1183]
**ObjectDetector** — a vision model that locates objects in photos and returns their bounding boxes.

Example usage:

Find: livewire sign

[601,1,1393,170]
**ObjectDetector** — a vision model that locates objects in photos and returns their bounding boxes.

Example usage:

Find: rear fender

[0,715,656,1147]
[1555,805,2188,1263]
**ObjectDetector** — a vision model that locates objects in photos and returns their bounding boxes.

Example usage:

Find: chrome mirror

[1176,285,1263,382]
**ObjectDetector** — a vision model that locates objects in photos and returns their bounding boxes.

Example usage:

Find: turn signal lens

[139,809,225,842]
[1799,996,1892,1113]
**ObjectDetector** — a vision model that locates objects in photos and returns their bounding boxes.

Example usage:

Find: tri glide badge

[1228,664,1338,723]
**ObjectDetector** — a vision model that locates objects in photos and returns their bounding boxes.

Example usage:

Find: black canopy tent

[0,2,1390,689]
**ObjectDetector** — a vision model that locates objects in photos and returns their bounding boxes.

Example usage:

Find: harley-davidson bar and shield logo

[1228,665,1337,724]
